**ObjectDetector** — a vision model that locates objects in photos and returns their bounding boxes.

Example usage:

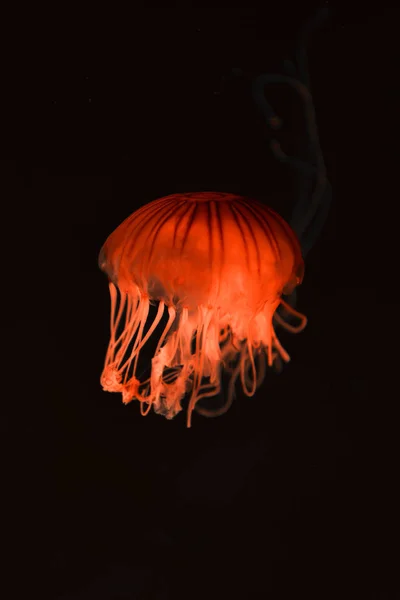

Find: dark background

[3,2,397,598]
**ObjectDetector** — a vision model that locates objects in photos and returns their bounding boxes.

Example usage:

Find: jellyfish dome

[99,192,307,427]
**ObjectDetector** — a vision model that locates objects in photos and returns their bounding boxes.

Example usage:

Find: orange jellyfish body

[99,192,307,427]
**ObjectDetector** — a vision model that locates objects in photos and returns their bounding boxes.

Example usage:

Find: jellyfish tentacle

[252,73,328,250]
[251,7,332,257]
[295,6,332,88]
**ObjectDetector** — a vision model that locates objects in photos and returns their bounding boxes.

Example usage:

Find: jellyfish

[99,192,307,427]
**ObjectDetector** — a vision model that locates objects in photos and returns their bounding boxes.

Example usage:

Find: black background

[3,2,397,598]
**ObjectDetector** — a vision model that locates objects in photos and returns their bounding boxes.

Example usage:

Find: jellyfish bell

[99,192,307,427]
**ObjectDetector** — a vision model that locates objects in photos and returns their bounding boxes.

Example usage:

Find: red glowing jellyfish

[99,192,307,427]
